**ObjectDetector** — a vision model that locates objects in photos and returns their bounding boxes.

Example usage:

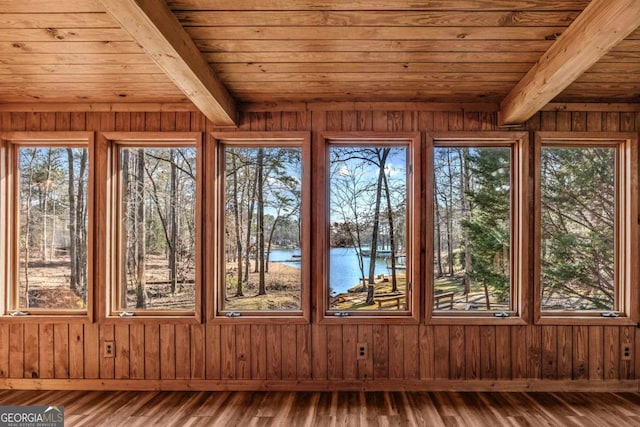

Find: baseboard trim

[0,379,637,392]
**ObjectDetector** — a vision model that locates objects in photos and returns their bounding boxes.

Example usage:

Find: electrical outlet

[357,342,368,360]
[621,344,632,361]
[103,340,115,358]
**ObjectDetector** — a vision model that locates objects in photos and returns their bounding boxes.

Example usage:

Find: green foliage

[540,147,615,310]
[461,147,511,302]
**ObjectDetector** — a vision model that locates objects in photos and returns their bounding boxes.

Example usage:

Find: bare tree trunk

[169,149,177,294]
[121,150,130,306]
[368,148,389,284]
[231,153,243,297]
[483,282,491,310]
[446,151,454,277]
[67,149,77,293]
[23,151,37,306]
[257,148,266,295]
[459,149,472,297]
[244,162,258,284]
[135,149,146,309]
[434,179,443,278]
[50,201,56,261]
[265,213,280,274]
[41,148,53,262]
[77,151,87,295]
[382,166,398,293]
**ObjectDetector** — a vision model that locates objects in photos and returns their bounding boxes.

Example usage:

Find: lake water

[269,247,391,295]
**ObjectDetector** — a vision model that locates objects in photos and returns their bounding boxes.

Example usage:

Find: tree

[134,149,146,309]
[223,146,303,303]
[462,147,511,309]
[257,148,266,295]
[67,149,77,293]
[19,149,38,305]
[75,149,88,297]
[368,148,390,284]
[382,160,399,293]
[230,151,244,297]
[169,149,178,294]
[539,147,615,310]
[331,150,375,304]
[458,148,472,298]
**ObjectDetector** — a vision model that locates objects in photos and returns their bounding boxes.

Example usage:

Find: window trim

[102,132,203,323]
[317,132,421,324]
[209,131,311,324]
[534,131,638,325]
[425,132,529,325]
[0,131,95,322]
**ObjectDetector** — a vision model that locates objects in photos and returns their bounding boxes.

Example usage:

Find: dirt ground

[224,263,302,311]
[330,273,408,311]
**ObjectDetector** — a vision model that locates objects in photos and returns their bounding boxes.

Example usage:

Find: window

[106,133,202,319]
[212,132,310,321]
[427,132,528,323]
[0,132,94,318]
[319,132,420,322]
[535,132,638,323]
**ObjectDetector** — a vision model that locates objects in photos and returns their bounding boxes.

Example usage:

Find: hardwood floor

[0,390,639,426]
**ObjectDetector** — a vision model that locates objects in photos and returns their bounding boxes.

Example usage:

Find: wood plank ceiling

[2,0,640,122]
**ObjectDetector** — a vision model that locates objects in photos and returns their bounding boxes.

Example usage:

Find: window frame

[210,131,311,323]
[534,131,638,325]
[0,131,95,322]
[317,132,421,324]
[425,132,529,325]
[102,132,203,323]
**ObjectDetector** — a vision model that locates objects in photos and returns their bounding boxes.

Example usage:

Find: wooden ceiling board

[186,26,569,40]
[0,13,117,28]
[175,11,580,27]
[1,0,640,108]
[0,0,104,13]
[0,1,190,105]
[195,39,554,53]
[166,1,591,12]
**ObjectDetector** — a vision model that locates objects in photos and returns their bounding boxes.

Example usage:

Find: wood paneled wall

[0,108,638,390]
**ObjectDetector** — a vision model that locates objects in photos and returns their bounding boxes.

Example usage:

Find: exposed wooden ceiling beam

[99,0,237,126]
[499,0,640,125]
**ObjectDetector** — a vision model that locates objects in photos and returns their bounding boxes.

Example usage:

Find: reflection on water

[268,247,390,295]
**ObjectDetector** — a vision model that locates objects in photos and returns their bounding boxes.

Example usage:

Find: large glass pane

[433,146,511,311]
[18,147,88,310]
[329,146,408,311]
[119,147,197,311]
[540,146,616,311]
[223,146,303,311]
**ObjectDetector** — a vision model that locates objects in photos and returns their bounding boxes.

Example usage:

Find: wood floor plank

[0,390,639,426]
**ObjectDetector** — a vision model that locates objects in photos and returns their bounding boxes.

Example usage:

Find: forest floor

[224,263,302,311]
[22,255,197,311]
[434,275,509,311]
[20,257,86,309]
[330,274,408,311]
